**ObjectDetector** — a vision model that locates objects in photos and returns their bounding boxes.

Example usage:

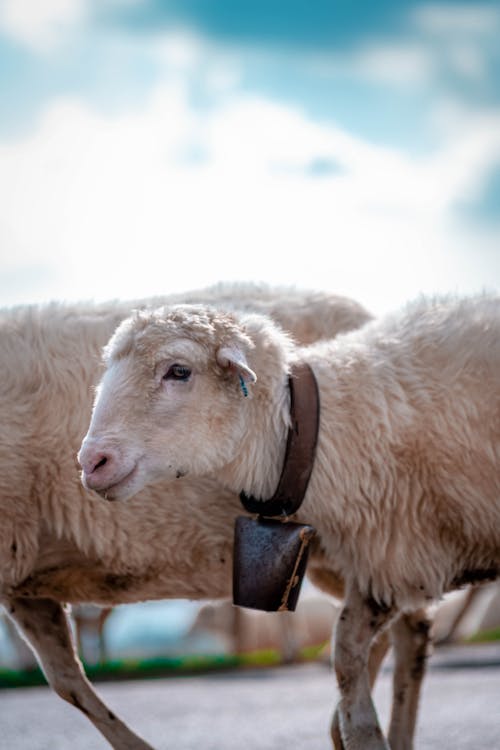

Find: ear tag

[238,374,249,398]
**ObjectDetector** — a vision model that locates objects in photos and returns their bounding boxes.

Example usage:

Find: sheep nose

[78,442,120,491]
[85,453,110,475]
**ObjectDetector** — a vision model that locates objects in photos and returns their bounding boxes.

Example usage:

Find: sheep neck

[240,363,320,516]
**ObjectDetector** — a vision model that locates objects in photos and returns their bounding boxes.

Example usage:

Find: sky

[0,0,499,315]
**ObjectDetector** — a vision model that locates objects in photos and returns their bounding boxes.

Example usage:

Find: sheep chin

[95,464,143,502]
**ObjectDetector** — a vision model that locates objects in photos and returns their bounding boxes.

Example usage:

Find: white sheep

[80,294,500,750]
[2,283,413,750]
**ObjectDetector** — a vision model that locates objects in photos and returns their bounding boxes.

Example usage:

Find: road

[0,645,499,749]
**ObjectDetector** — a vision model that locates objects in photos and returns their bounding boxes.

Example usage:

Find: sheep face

[78,305,258,501]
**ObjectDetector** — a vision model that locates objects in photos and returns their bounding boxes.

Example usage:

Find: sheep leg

[334,584,395,750]
[331,628,391,749]
[5,596,155,750]
[387,608,431,750]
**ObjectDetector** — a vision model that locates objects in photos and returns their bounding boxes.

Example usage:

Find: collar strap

[240,362,320,517]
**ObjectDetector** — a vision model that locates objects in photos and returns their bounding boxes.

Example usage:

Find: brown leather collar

[239,362,320,517]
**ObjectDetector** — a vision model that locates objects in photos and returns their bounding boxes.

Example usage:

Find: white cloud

[412,3,500,84]
[306,3,500,91]
[343,43,435,86]
[0,76,498,315]
[155,31,208,73]
[0,0,89,50]
[414,3,500,35]
[445,42,486,81]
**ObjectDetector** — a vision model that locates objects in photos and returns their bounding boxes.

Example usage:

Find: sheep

[0,282,403,750]
[80,294,500,750]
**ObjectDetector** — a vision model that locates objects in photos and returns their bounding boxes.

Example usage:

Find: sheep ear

[216,345,257,386]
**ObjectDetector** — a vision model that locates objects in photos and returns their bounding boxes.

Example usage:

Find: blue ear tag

[238,374,249,397]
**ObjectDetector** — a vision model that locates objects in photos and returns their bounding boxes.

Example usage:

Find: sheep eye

[163,364,191,382]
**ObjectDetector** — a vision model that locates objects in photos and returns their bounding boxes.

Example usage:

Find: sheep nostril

[93,456,108,473]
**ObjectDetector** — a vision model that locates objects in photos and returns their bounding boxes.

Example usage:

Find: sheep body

[1,283,374,749]
[83,293,499,748]
[0,284,371,591]
[303,294,500,609]
[86,296,500,609]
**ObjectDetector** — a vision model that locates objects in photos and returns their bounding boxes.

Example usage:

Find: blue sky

[0,0,498,313]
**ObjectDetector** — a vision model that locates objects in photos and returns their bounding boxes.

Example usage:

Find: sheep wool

[84,294,499,611]
[1,283,376,750]
[82,292,500,750]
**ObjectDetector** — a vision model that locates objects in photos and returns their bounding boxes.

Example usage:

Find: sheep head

[78,304,286,501]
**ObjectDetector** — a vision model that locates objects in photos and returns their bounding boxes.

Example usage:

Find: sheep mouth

[97,465,139,501]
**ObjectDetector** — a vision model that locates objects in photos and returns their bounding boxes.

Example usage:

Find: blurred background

[1,0,499,681]
[0,0,499,314]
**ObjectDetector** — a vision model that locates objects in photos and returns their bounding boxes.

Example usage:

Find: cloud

[413,3,500,35]
[0,0,89,50]
[345,43,434,86]
[311,2,500,94]
[0,74,498,313]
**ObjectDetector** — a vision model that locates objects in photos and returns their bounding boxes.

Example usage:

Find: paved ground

[0,645,499,749]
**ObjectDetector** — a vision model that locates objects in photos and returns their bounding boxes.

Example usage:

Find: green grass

[466,627,500,644]
[0,643,328,689]
[0,653,240,689]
